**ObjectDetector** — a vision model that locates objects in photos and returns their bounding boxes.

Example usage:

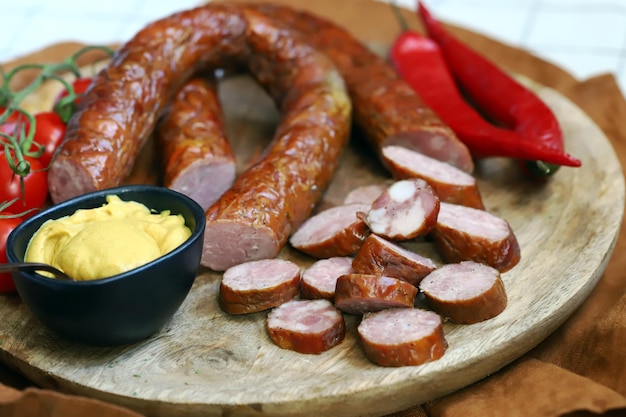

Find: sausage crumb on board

[357,308,448,367]
[420,261,507,324]
[266,299,346,354]
[219,259,301,315]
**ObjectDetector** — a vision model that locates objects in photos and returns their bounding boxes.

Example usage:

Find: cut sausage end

[266,299,346,354]
[386,130,474,174]
[170,160,236,211]
[358,308,447,367]
[202,222,279,271]
[48,156,99,204]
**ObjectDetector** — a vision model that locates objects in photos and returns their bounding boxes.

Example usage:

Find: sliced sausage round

[366,179,440,241]
[220,258,301,315]
[343,184,388,205]
[300,257,354,300]
[266,298,346,354]
[334,273,418,315]
[357,308,447,367]
[352,234,437,286]
[430,202,521,272]
[382,145,484,209]
[419,261,507,324]
[289,203,370,259]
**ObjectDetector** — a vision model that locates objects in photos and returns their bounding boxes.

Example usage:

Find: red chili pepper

[388,10,581,171]
[416,1,581,177]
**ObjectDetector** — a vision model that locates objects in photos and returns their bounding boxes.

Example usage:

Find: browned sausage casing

[156,76,236,211]
[248,3,474,173]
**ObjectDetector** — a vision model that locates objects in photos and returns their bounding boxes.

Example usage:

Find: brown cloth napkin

[1,0,625,416]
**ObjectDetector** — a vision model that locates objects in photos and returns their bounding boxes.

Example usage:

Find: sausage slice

[289,203,370,258]
[366,179,440,241]
[220,258,301,315]
[266,299,346,354]
[419,261,507,324]
[382,145,484,209]
[343,184,388,205]
[300,257,354,300]
[357,308,447,367]
[430,202,521,272]
[334,273,418,315]
[352,234,437,286]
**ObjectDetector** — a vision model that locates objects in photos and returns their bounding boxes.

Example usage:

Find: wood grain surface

[0,1,624,416]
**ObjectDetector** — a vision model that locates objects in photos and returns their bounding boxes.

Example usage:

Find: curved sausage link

[248,3,474,173]
[156,76,236,211]
[47,5,352,272]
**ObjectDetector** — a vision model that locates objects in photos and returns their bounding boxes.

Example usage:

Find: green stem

[390,1,410,31]
[0,44,115,179]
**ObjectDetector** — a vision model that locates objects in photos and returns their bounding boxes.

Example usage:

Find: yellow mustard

[25,195,191,281]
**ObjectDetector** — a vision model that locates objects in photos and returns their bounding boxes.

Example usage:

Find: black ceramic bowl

[6,185,206,346]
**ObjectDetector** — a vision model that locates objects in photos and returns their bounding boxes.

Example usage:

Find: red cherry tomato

[54,77,94,123]
[28,112,66,167]
[55,77,93,106]
[0,156,48,215]
[0,215,22,294]
[0,107,26,138]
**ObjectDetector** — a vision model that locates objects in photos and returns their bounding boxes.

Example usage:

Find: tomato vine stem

[0,45,114,180]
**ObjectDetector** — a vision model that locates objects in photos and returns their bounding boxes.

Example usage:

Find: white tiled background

[1,0,625,95]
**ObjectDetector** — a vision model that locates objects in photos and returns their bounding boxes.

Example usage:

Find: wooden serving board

[0,1,624,416]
